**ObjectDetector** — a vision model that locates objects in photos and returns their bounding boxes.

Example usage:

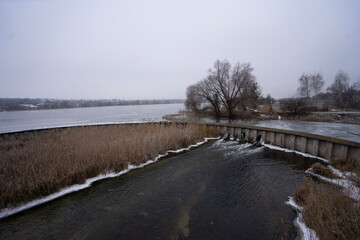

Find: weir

[204,122,360,164]
[1,121,359,164]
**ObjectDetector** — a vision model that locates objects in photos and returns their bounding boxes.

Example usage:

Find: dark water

[0,140,316,240]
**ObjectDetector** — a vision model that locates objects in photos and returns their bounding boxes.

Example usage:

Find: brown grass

[162,113,187,121]
[331,158,360,174]
[294,179,360,240]
[310,163,339,179]
[0,123,219,210]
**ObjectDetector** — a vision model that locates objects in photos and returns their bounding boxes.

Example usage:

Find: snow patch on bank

[258,141,360,239]
[306,168,360,201]
[286,197,320,240]
[0,137,218,219]
[286,158,359,240]
[262,143,329,163]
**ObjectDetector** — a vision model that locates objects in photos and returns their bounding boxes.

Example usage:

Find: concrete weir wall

[1,121,358,165]
[207,123,360,164]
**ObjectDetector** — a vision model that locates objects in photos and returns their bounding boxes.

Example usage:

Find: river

[0,140,317,240]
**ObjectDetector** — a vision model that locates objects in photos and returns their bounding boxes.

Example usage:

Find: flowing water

[0,140,317,240]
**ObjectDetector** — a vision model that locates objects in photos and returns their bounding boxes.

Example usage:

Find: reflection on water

[0,140,317,240]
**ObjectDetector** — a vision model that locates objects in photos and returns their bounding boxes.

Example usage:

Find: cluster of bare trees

[185,60,260,119]
[297,73,325,102]
[327,70,360,109]
[282,70,360,114]
[187,60,359,118]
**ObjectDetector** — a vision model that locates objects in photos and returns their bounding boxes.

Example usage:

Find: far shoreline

[0,101,184,112]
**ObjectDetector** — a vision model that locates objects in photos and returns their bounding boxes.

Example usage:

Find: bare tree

[197,79,222,118]
[311,73,324,102]
[298,73,312,99]
[207,60,258,119]
[327,70,351,109]
[184,81,222,118]
[185,84,203,113]
[350,80,360,109]
[297,73,324,102]
[185,59,259,119]
[241,80,261,109]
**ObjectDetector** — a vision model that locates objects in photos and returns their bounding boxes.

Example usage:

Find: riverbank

[0,123,219,212]
[290,162,360,240]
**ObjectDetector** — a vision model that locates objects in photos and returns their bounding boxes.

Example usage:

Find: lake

[0,103,184,133]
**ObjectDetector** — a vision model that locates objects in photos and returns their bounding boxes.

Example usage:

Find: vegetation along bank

[0,123,219,211]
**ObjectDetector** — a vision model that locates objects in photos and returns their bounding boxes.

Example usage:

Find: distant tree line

[281,70,360,114]
[185,59,260,119]
[0,98,184,111]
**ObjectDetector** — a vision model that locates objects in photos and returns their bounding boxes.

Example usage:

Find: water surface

[251,120,360,143]
[0,103,184,133]
[0,140,317,240]
[207,118,360,143]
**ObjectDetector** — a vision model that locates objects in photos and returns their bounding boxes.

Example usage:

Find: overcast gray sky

[0,0,359,100]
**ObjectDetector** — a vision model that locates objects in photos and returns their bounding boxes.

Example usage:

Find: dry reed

[294,179,360,240]
[310,163,339,179]
[331,157,360,174]
[0,123,219,210]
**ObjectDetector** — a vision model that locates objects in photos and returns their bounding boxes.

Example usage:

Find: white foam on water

[285,197,320,240]
[0,137,218,219]
[223,143,263,157]
[262,143,329,163]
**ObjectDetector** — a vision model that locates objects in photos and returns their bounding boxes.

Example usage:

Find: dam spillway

[207,122,360,165]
